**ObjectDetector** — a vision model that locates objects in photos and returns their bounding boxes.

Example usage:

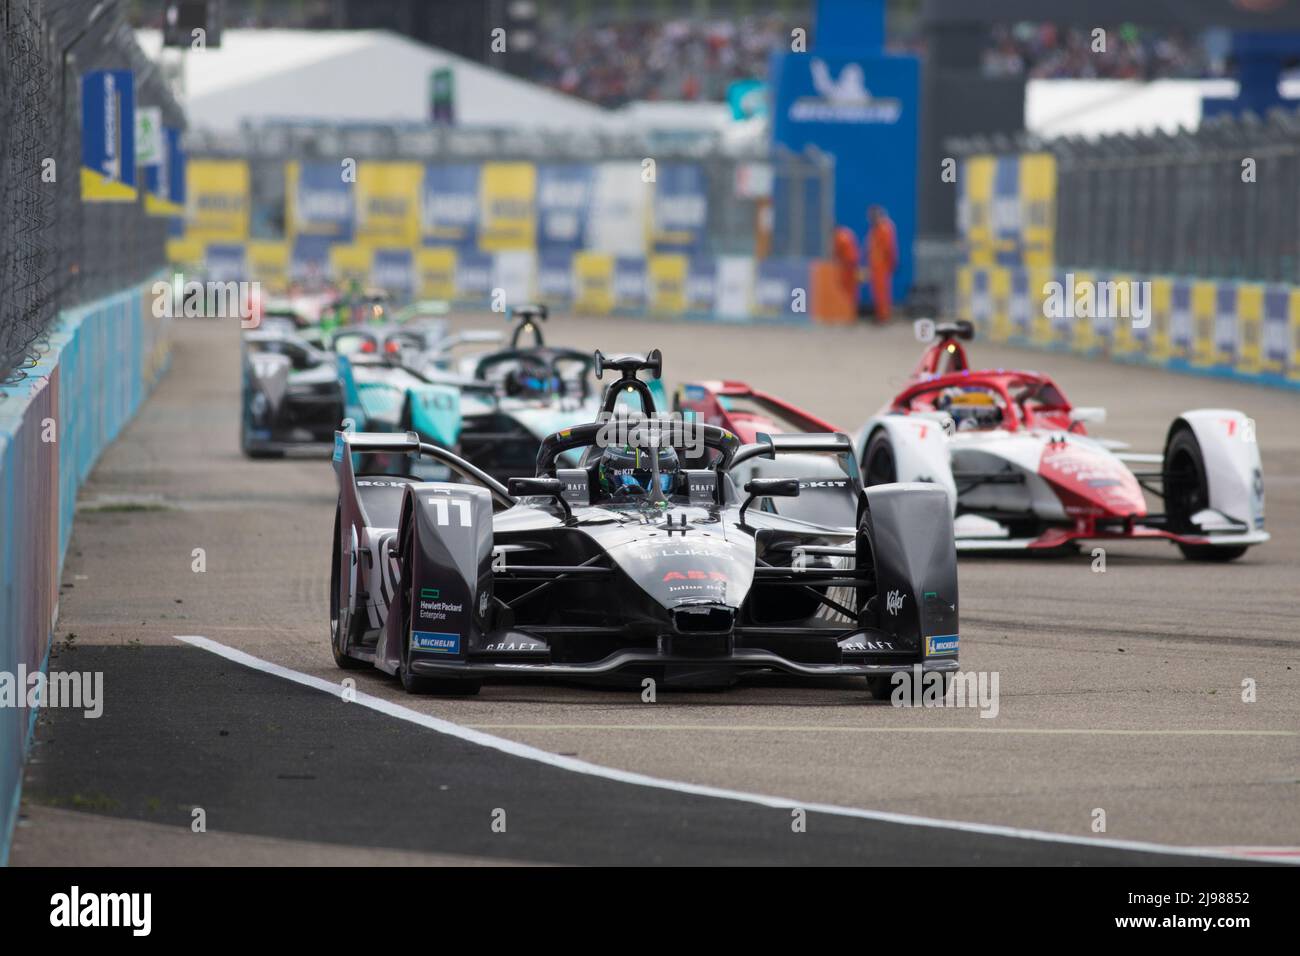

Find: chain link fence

[947,105,1300,285]
[1,0,182,383]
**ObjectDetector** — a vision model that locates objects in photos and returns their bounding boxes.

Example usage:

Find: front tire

[1163,426,1248,562]
[862,430,898,486]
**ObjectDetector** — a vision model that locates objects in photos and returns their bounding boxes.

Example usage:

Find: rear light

[360,341,376,353]
[385,340,401,354]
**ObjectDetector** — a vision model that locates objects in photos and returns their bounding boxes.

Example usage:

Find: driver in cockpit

[594,443,680,500]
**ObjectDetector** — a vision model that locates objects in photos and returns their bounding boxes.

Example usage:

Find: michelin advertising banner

[81,70,137,202]
[769,52,920,302]
[422,164,480,249]
[144,127,185,217]
[286,161,354,241]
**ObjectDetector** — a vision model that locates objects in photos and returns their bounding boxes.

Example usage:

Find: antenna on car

[594,349,662,414]
[508,303,548,347]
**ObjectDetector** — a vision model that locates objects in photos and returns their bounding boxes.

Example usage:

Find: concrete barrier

[0,281,169,864]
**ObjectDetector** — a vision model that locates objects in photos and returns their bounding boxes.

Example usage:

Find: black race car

[329,351,960,697]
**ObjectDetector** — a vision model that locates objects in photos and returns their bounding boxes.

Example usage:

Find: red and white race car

[678,321,1268,561]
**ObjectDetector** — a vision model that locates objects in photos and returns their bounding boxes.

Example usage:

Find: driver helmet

[504,367,559,398]
[937,387,1003,430]
[597,443,679,497]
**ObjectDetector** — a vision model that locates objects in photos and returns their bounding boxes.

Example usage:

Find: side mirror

[739,477,800,523]
[1069,406,1106,426]
[508,477,572,519]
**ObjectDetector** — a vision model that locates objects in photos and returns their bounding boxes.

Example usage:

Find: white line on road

[174,634,1296,865]
[466,723,1297,737]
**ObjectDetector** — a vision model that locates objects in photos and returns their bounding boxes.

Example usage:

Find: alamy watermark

[151,273,261,327]
[1043,273,1151,329]
[0,666,103,718]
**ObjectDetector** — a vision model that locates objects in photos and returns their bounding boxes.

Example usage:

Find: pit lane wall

[955,265,1300,391]
[0,282,169,864]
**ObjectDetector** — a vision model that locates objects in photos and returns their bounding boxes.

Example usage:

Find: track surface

[12,314,1300,865]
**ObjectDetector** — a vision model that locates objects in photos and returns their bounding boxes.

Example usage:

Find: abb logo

[663,570,728,582]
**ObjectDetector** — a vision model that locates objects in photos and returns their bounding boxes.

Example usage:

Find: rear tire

[1163,426,1248,562]
[330,508,366,670]
[862,430,898,486]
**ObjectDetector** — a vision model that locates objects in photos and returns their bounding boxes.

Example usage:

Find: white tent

[135,28,615,133]
[1026,77,1300,139]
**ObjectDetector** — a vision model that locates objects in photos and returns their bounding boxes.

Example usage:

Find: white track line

[466,723,1296,737]
[174,634,1294,865]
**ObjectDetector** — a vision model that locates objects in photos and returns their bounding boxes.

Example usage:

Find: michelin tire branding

[411,630,461,654]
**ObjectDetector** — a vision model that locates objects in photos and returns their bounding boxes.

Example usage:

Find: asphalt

[10,312,1300,865]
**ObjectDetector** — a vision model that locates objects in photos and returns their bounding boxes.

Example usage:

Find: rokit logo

[50,886,151,936]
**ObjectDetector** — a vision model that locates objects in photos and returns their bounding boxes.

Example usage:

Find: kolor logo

[50,886,151,936]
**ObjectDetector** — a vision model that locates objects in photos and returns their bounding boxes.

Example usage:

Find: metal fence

[188,121,835,260]
[0,0,182,383]
[948,106,1300,284]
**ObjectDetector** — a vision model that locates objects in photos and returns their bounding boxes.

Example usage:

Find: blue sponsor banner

[1263,285,1290,374]
[423,163,480,250]
[205,243,246,282]
[535,163,593,253]
[652,163,708,253]
[167,127,185,207]
[769,50,920,301]
[80,70,137,202]
[1214,284,1238,368]
[993,156,1021,267]
[537,248,574,301]
[1009,267,1031,341]
[614,256,647,313]
[753,257,810,319]
[1170,280,1193,362]
[291,162,354,240]
[454,248,493,300]
[686,256,716,315]
[290,235,333,282]
[371,248,414,296]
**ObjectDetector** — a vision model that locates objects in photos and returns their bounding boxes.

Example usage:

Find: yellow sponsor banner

[1019,153,1056,269]
[962,155,994,263]
[1190,280,1218,367]
[329,244,373,287]
[80,168,138,202]
[416,247,458,301]
[955,265,973,321]
[185,160,250,242]
[1149,277,1173,365]
[1290,289,1300,383]
[165,237,205,275]
[246,240,290,290]
[647,254,688,315]
[479,162,536,252]
[572,251,614,315]
[145,191,184,217]
[1109,273,1137,358]
[1069,270,1095,353]
[1235,283,1264,376]
[1028,265,1054,346]
[988,266,1012,343]
[355,162,423,247]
